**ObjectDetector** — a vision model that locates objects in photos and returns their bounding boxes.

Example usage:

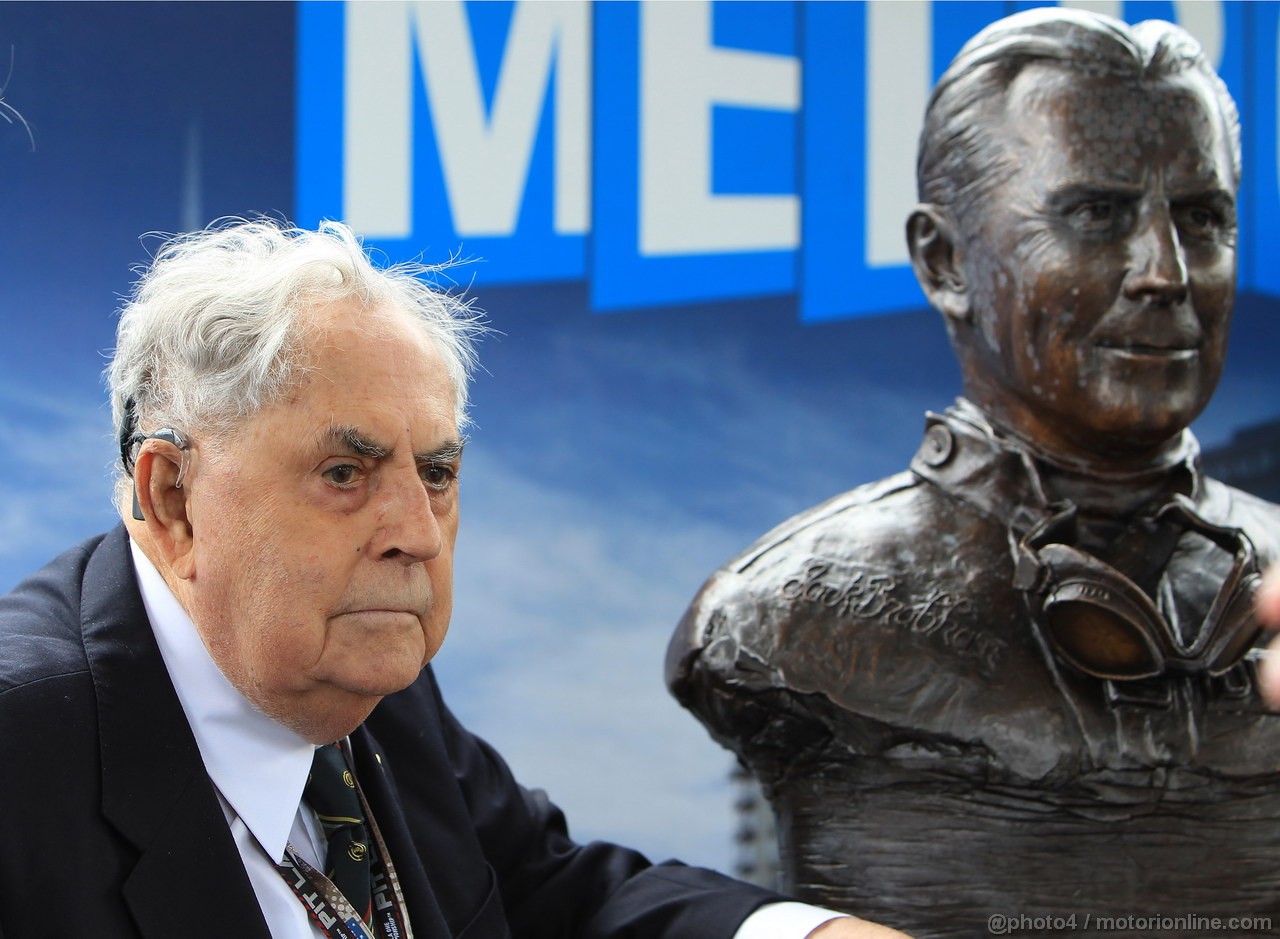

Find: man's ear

[907,203,970,322]
[132,444,196,580]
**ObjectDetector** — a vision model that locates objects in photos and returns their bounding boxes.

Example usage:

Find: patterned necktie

[305,743,372,923]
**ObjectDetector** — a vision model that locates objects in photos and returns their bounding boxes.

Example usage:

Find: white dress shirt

[130,542,839,939]
[132,541,326,937]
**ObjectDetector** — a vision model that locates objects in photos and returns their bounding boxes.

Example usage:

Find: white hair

[107,218,484,484]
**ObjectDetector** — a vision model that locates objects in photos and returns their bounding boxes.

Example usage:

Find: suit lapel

[80,526,271,939]
[351,725,453,939]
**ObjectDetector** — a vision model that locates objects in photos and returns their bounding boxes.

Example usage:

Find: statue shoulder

[666,471,941,690]
[727,470,929,574]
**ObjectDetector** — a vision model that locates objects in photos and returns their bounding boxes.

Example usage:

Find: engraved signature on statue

[781,560,1004,670]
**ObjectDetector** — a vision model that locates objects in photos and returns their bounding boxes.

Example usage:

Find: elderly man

[669,9,1280,938]
[0,220,907,938]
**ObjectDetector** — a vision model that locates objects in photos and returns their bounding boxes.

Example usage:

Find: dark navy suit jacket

[0,526,775,938]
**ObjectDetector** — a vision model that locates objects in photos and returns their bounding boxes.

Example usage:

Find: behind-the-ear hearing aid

[126,428,191,521]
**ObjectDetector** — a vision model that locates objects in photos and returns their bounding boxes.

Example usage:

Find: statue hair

[917,8,1241,218]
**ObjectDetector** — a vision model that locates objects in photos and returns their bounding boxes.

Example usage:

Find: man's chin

[280,694,385,745]
[264,677,418,744]
[324,659,428,699]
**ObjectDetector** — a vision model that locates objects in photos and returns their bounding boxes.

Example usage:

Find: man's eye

[421,463,458,492]
[322,464,362,488]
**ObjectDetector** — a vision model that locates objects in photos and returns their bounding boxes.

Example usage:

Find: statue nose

[1123,207,1189,305]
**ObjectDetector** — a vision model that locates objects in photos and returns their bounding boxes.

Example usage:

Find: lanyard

[276,751,414,939]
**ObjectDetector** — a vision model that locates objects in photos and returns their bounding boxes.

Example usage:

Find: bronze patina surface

[668,11,1280,937]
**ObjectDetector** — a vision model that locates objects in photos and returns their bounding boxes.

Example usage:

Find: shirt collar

[129,539,315,863]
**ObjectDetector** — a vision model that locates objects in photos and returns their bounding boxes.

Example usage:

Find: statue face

[957,64,1237,461]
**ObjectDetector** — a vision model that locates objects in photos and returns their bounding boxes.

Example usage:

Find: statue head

[908,8,1241,467]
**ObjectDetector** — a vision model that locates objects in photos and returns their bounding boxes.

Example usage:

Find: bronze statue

[668,10,1280,937]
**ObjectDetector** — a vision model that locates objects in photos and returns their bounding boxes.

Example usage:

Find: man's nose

[1123,204,1189,305]
[372,469,444,563]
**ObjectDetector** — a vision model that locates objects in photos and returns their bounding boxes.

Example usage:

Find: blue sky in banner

[5,0,1280,876]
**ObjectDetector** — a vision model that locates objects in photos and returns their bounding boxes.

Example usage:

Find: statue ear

[907,204,970,322]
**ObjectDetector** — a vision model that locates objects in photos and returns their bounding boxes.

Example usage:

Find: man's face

[180,300,463,743]
[956,64,1237,461]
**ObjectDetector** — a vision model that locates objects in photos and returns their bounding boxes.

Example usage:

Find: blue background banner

[4,0,1280,874]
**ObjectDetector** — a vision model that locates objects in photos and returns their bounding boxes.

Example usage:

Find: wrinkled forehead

[1002,63,1235,193]
[296,299,450,376]
[290,297,462,405]
[299,295,421,342]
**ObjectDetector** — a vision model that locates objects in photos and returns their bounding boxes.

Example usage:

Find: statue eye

[1064,196,1137,236]
[1175,203,1227,239]
[1071,201,1116,229]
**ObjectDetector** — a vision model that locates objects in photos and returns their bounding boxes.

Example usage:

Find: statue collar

[910,399,1202,534]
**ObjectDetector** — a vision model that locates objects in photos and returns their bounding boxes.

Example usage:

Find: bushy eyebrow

[423,438,467,465]
[319,424,466,465]
[322,424,389,459]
